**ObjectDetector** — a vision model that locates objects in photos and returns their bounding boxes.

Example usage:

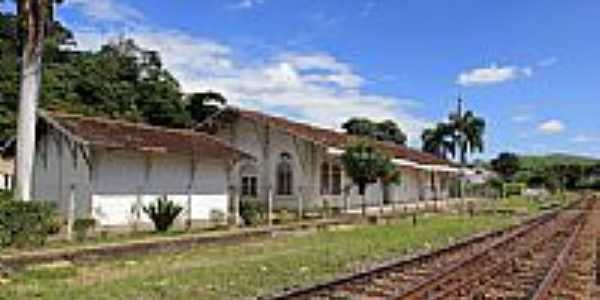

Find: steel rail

[268,209,561,300]
[388,212,582,300]
[530,211,586,300]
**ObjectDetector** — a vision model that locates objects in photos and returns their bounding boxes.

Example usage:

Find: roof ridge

[42,109,235,147]
[39,109,252,159]
[232,106,451,165]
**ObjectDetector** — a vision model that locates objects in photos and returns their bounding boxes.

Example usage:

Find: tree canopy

[342,118,407,146]
[0,12,226,140]
[490,152,520,181]
[421,100,485,165]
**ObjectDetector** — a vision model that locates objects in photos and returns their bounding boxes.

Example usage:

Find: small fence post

[231,186,240,226]
[187,187,193,230]
[297,185,304,221]
[343,186,351,213]
[267,186,273,227]
[133,185,142,232]
[67,184,76,241]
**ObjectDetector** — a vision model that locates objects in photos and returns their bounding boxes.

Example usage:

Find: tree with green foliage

[341,140,395,216]
[421,97,485,166]
[186,91,227,125]
[449,107,485,165]
[490,152,520,181]
[342,118,407,145]
[421,122,455,159]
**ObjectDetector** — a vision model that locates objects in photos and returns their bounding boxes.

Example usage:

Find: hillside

[519,153,600,169]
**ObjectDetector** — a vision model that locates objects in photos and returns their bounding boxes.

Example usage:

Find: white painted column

[67,184,75,241]
[231,185,241,225]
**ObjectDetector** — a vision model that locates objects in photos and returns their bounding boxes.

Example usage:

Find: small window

[320,162,331,195]
[321,162,342,195]
[277,155,294,195]
[240,163,259,197]
[331,164,342,195]
[241,176,258,197]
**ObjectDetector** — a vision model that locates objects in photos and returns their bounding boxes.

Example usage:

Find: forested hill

[0,11,223,141]
[519,153,600,170]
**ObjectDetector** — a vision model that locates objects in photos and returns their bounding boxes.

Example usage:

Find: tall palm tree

[420,98,485,166]
[12,0,62,201]
[421,123,455,159]
[448,99,485,166]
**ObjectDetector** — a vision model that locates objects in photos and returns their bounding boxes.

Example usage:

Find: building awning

[391,158,419,167]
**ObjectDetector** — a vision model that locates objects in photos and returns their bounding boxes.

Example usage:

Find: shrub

[0,199,57,248]
[239,201,264,226]
[275,209,295,225]
[73,218,96,241]
[143,196,183,232]
[46,215,64,235]
[209,209,226,226]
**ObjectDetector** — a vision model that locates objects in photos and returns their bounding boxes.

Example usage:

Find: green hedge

[0,197,58,248]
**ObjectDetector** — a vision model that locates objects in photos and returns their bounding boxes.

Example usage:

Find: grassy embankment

[0,196,550,300]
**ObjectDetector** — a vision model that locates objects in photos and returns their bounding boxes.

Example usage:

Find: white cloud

[228,0,265,10]
[538,119,565,134]
[456,63,533,87]
[64,0,143,23]
[572,134,600,143]
[512,114,532,123]
[538,57,558,67]
[69,27,429,144]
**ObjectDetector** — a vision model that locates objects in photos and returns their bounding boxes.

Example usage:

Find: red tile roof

[233,108,453,166]
[40,111,252,161]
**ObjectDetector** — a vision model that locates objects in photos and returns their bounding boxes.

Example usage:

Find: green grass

[0,213,519,300]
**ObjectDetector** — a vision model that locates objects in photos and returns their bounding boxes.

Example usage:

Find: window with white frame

[320,162,342,195]
[241,176,258,197]
[240,164,258,197]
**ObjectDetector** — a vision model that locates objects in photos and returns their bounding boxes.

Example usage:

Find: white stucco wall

[91,149,230,226]
[214,115,457,213]
[216,117,454,211]
[33,127,91,217]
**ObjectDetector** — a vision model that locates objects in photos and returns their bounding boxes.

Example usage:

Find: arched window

[321,161,342,195]
[320,162,331,195]
[276,153,293,195]
[240,163,258,197]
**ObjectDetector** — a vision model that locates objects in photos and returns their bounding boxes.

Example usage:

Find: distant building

[463,167,497,185]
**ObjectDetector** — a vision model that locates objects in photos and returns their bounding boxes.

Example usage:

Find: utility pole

[456,95,466,203]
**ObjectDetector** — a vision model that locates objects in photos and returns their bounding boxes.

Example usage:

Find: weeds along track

[270,198,592,300]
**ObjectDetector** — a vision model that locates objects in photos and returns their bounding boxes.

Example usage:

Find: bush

[275,209,295,225]
[73,218,96,241]
[143,196,183,232]
[46,215,64,235]
[209,209,226,226]
[0,199,57,248]
[239,201,264,226]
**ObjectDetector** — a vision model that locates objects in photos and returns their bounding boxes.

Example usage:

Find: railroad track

[269,198,593,300]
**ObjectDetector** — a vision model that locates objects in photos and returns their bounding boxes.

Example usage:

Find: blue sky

[4,0,600,159]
